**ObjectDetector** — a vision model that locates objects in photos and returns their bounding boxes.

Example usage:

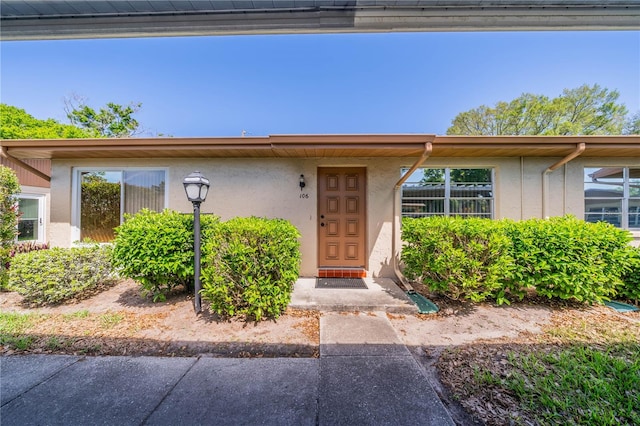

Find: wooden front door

[318,167,367,268]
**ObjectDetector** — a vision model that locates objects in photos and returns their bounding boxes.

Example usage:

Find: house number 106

[299,193,309,199]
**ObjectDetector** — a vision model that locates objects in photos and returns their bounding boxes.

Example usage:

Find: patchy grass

[0,312,42,351]
[99,312,125,329]
[63,310,90,320]
[0,310,165,355]
[437,309,640,425]
[505,346,638,425]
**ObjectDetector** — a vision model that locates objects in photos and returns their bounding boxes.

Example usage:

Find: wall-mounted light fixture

[299,174,306,190]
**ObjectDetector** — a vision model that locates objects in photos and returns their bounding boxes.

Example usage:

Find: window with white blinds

[78,169,166,242]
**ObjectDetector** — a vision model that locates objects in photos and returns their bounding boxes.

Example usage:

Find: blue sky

[1,30,638,137]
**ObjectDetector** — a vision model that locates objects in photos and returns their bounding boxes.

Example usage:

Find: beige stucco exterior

[47,154,640,277]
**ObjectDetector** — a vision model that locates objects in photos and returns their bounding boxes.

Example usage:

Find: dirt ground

[3,280,637,359]
[1,277,608,358]
[0,279,320,357]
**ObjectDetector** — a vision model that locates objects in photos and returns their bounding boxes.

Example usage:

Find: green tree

[65,97,142,138]
[0,166,21,289]
[624,111,640,135]
[447,84,629,135]
[0,104,95,139]
[420,168,490,184]
[421,169,445,183]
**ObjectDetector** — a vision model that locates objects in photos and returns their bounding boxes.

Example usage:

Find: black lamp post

[183,171,210,313]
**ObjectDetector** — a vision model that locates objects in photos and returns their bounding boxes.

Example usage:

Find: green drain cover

[406,291,439,314]
[604,300,639,313]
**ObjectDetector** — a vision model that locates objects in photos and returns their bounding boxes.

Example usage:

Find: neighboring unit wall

[1,158,51,244]
[0,158,50,188]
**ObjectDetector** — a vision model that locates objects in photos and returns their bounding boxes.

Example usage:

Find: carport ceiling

[2,1,639,40]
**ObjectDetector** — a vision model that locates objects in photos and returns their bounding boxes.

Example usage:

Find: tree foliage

[447,84,629,135]
[0,104,95,139]
[0,166,21,289]
[624,111,640,135]
[65,97,141,138]
[421,168,491,183]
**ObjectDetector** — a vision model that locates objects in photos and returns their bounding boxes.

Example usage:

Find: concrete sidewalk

[1,312,455,425]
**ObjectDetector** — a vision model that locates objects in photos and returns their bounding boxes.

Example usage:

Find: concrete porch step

[289,277,417,314]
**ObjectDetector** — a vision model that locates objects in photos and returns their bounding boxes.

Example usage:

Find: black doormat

[315,278,368,289]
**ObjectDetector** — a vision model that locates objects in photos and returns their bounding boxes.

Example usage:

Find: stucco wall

[49,156,640,277]
[50,158,400,277]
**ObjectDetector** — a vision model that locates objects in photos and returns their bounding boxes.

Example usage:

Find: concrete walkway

[1,308,455,425]
[0,278,454,426]
[318,312,454,425]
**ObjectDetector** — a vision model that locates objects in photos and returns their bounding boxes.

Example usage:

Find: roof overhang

[2,1,639,41]
[2,134,639,160]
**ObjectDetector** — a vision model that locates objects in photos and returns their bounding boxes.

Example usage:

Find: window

[584,167,640,229]
[17,195,45,242]
[401,168,494,218]
[75,169,166,242]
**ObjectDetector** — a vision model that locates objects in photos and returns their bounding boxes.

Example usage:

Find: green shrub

[401,216,518,304]
[111,209,218,301]
[0,166,20,290]
[505,216,630,303]
[201,217,301,321]
[619,246,640,302]
[9,245,117,305]
[401,215,633,305]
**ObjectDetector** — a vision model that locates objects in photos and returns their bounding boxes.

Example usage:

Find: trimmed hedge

[402,215,636,305]
[402,216,516,304]
[111,209,218,301]
[504,216,631,303]
[201,217,301,321]
[620,246,640,302]
[9,244,117,306]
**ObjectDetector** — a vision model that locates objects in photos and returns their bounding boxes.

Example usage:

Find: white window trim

[400,167,495,219]
[16,193,46,244]
[71,167,169,243]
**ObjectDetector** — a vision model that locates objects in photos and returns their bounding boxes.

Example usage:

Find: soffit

[2,1,638,40]
[2,135,639,160]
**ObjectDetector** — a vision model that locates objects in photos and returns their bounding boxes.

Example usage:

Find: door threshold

[317,267,366,278]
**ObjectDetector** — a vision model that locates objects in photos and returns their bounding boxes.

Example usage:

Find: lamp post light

[183,171,210,313]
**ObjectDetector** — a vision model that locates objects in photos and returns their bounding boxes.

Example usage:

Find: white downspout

[392,142,433,290]
[541,142,585,218]
[520,157,525,220]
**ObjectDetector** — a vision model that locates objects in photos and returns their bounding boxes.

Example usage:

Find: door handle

[320,215,325,219]
[320,223,325,227]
